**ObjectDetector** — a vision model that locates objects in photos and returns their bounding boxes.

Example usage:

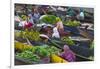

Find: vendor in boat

[66,7,76,20]
[55,17,70,37]
[28,13,34,25]
[76,8,85,22]
[40,25,53,42]
[52,26,60,38]
[32,7,40,24]
[17,15,33,29]
[60,45,76,62]
[39,5,49,15]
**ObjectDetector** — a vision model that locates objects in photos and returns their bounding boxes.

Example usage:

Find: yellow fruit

[15,42,33,51]
[51,54,68,63]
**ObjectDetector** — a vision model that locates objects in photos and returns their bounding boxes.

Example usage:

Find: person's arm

[56,22,59,29]
[59,52,65,58]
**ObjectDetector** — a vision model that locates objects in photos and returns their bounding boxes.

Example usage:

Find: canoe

[15,56,39,64]
[64,26,80,36]
[69,45,94,60]
[69,36,90,42]
[49,39,94,61]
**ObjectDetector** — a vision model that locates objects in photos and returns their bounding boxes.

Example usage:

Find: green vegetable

[64,20,80,27]
[15,42,60,62]
[48,46,60,54]
[35,45,60,55]
[16,50,41,62]
[61,37,75,46]
[35,46,50,57]
[40,15,61,24]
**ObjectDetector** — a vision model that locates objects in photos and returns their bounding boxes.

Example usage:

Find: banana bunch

[28,30,40,41]
[15,29,41,41]
[15,41,35,52]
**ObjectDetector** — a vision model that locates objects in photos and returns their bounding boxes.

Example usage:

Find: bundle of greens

[15,42,60,63]
[40,15,60,24]
[34,46,50,57]
[64,20,80,27]
[48,46,60,54]
[16,50,41,63]
[34,45,60,57]
[61,37,75,46]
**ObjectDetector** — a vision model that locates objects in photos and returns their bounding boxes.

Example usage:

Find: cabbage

[39,15,60,24]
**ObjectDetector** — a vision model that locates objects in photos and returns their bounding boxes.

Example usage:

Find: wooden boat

[49,39,94,61]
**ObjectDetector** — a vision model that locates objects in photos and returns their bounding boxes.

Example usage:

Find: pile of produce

[15,42,60,55]
[16,51,41,63]
[15,29,41,42]
[39,15,60,24]
[21,15,27,21]
[34,46,50,57]
[15,42,61,63]
[64,20,80,27]
[15,41,35,52]
[61,37,75,46]
[48,46,61,54]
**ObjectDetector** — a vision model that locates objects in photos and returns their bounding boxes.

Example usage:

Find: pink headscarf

[63,45,70,52]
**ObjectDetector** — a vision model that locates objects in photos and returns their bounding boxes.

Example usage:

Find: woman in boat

[52,26,60,38]
[60,45,76,62]
[40,25,53,42]
[55,17,70,37]
[66,7,76,20]
[76,8,85,22]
